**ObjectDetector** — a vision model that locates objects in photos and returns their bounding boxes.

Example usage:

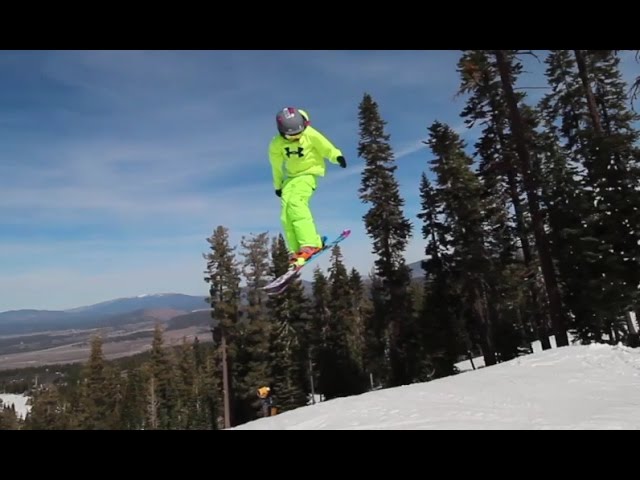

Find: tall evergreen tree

[317,246,368,399]
[76,334,120,429]
[348,268,370,377]
[357,92,414,386]
[195,352,221,429]
[0,400,20,430]
[539,50,640,344]
[363,272,389,387]
[266,234,310,413]
[416,173,468,377]
[148,324,177,429]
[458,49,550,350]
[310,266,330,399]
[192,336,205,370]
[235,232,273,421]
[174,337,198,429]
[574,50,640,342]
[424,120,497,366]
[119,366,148,430]
[203,225,242,427]
[537,50,596,342]
[492,49,570,347]
[23,385,70,430]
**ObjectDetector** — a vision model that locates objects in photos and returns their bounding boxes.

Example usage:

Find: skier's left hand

[337,156,346,168]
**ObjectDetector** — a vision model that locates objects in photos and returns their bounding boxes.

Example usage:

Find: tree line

[2,50,639,430]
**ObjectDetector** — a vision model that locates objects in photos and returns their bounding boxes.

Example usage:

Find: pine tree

[266,234,310,412]
[539,50,640,344]
[175,337,198,429]
[316,246,368,399]
[575,50,640,342]
[424,120,497,366]
[146,373,159,430]
[76,333,120,429]
[348,268,370,377]
[78,333,107,427]
[458,50,551,350]
[357,92,414,386]
[0,400,20,430]
[416,173,468,377]
[492,49,570,347]
[309,266,330,398]
[269,321,308,412]
[192,336,204,370]
[119,366,148,430]
[194,352,220,429]
[235,232,273,422]
[188,335,220,429]
[537,50,592,338]
[23,385,69,430]
[204,225,241,428]
[148,323,178,429]
[363,273,390,387]
[106,367,124,428]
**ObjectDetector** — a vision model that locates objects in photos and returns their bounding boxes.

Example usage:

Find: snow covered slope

[230,344,640,430]
[0,393,31,419]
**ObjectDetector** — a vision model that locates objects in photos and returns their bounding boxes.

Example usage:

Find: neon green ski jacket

[269,123,343,191]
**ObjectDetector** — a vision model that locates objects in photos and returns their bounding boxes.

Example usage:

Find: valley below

[0,324,212,371]
[0,293,217,371]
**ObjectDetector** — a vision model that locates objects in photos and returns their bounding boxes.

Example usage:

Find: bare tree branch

[628,50,640,110]
[630,77,640,109]
[514,86,551,90]
[515,50,541,62]
[614,50,640,109]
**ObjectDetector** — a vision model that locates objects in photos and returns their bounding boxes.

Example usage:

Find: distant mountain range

[0,261,426,336]
[0,293,209,335]
[65,293,208,316]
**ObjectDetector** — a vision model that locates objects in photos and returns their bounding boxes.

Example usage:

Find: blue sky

[1,50,638,311]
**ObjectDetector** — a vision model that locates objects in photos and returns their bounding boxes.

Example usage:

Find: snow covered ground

[230,343,640,430]
[0,393,31,419]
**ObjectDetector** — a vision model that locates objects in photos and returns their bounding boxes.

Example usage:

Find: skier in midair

[269,107,347,268]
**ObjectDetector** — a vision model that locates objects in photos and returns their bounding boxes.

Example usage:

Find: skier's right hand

[275,189,282,197]
[337,156,346,168]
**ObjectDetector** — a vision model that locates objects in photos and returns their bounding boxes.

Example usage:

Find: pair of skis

[261,229,351,296]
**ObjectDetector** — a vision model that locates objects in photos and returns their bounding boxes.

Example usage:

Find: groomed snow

[230,344,640,430]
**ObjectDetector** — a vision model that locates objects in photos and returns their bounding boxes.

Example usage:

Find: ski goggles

[284,132,303,141]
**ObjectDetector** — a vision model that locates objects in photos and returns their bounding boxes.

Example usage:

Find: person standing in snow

[257,385,276,417]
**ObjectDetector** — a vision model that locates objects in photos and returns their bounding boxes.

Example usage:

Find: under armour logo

[285,147,304,158]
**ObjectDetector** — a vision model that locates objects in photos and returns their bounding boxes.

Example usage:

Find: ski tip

[342,229,351,236]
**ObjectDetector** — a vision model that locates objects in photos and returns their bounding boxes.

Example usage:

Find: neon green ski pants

[280,175,323,253]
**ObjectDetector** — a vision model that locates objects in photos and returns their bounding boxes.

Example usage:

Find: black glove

[275,189,282,197]
[337,156,346,168]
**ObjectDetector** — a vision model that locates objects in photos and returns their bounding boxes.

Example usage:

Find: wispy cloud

[307,50,461,90]
[395,139,428,160]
